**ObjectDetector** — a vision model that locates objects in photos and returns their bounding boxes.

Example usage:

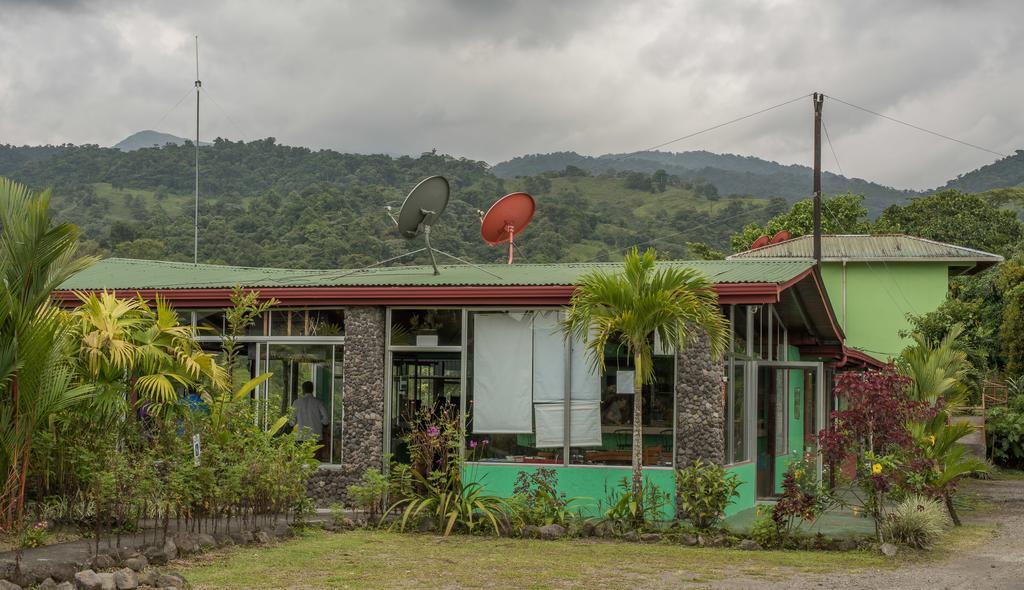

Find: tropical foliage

[898,326,989,525]
[0,178,95,532]
[674,459,740,531]
[563,247,728,521]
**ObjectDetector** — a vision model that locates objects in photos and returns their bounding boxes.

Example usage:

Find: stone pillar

[308,306,385,505]
[674,330,726,467]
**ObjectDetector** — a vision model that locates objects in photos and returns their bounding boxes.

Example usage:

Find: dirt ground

[705,478,1024,590]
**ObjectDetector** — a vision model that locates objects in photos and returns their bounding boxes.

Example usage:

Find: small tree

[818,369,930,540]
[563,248,728,522]
[898,326,989,525]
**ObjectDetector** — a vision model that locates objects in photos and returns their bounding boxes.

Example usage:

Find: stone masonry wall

[674,329,726,467]
[307,306,385,505]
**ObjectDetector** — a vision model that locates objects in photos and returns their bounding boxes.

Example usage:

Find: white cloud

[0,0,1020,189]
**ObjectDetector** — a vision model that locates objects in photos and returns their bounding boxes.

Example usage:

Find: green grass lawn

[177,526,991,590]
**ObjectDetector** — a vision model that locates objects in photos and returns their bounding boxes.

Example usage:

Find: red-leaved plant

[817,368,935,540]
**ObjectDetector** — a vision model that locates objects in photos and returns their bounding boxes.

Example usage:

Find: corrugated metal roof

[727,234,1003,263]
[57,257,815,291]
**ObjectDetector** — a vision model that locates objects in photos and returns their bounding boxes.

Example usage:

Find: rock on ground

[122,556,147,573]
[113,568,137,590]
[537,524,566,540]
[74,569,101,590]
[0,579,21,590]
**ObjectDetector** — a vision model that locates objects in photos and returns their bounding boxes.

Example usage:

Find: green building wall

[819,261,951,359]
[463,462,757,519]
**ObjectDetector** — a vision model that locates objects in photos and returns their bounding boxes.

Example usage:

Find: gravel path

[711,478,1024,590]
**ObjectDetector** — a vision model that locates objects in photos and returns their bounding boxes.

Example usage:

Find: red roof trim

[53,282,788,308]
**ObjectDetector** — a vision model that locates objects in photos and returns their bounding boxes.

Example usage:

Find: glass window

[269,309,345,337]
[465,311,563,464]
[732,305,748,356]
[264,343,342,463]
[390,352,461,464]
[731,359,747,463]
[198,308,266,336]
[195,310,225,336]
[391,309,462,347]
[571,352,674,467]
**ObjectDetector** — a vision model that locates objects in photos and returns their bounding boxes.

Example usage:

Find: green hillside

[0,140,783,268]
[492,150,918,215]
[943,150,1024,193]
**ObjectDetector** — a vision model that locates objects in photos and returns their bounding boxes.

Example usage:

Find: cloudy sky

[1,0,1021,189]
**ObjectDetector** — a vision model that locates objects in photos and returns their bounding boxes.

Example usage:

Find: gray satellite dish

[397,175,450,238]
[358,175,500,279]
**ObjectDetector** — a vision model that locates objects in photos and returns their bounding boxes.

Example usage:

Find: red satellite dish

[480,192,536,264]
[770,230,791,244]
[751,235,771,249]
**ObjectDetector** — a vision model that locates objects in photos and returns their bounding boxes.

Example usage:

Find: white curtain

[472,313,533,433]
[532,311,565,403]
[534,401,602,447]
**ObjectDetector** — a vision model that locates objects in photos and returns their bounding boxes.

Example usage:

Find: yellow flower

[794,470,804,479]
[871,463,883,475]
[928,435,936,446]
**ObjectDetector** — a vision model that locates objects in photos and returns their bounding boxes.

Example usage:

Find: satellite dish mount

[480,192,536,264]
[383,176,501,278]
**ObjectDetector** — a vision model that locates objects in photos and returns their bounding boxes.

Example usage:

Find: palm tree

[563,248,728,519]
[72,291,228,417]
[899,325,989,525]
[0,178,96,530]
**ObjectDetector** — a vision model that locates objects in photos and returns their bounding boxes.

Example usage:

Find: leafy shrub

[749,505,783,549]
[600,477,671,532]
[773,453,838,537]
[347,468,389,519]
[388,461,415,502]
[881,495,950,549]
[390,470,509,536]
[20,521,50,548]
[387,413,510,536]
[674,459,741,531]
[987,407,1024,468]
[509,468,579,528]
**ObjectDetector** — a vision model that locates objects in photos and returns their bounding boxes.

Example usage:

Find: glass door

[752,361,823,498]
[264,344,338,462]
[389,351,461,464]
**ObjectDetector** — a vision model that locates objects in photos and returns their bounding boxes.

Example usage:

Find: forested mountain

[3,137,1019,270]
[492,150,918,214]
[113,130,201,151]
[943,150,1024,193]
[0,139,782,268]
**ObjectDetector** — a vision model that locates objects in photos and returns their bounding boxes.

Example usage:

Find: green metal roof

[728,234,1003,266]
[57,257,814,291]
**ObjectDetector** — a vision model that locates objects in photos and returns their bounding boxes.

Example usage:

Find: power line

[821,117,844,177]
[814,124,920,316]
[825,94,1008,159]
[202,84,250,141]
[619,93,812,156]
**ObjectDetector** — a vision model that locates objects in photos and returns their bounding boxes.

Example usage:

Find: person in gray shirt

[292,380,329,444]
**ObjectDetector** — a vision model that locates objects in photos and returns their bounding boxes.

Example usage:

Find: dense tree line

[0,140,782,268]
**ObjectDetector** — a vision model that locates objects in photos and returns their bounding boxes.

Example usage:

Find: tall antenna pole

[193,35,201,265]
[812,92,823,268]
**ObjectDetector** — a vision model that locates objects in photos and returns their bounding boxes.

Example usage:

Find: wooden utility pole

[813,92,823,267]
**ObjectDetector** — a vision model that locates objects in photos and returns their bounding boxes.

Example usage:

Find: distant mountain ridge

[491,150,918,214]
[113,130,209,151]
[943,150,1024,193]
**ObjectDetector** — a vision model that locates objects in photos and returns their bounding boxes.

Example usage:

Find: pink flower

[426,426,441,438]
[469,440,478,449]
[482,439,490,446]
